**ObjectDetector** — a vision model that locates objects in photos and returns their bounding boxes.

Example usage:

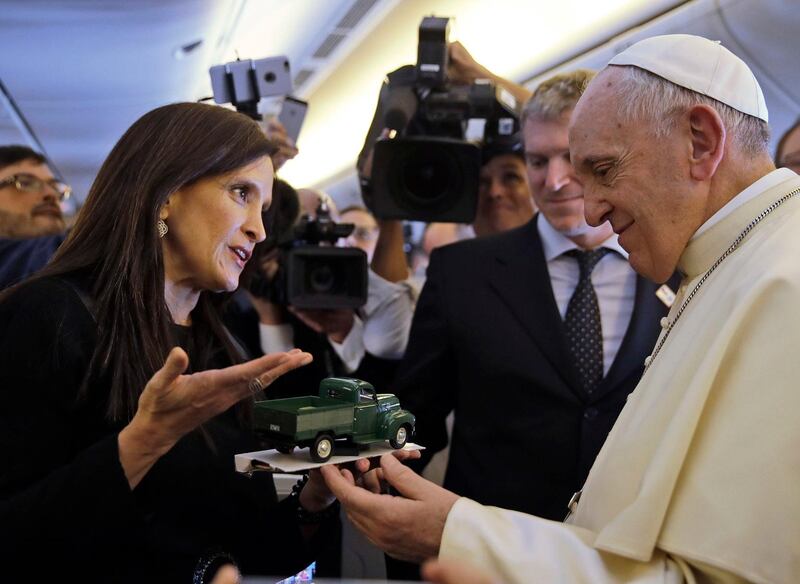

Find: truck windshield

[358,388,375,403]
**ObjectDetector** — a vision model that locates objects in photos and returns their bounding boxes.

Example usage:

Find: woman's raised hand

[119,347,312,488]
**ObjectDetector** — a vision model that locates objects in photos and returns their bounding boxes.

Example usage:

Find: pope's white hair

[605,65,770,157]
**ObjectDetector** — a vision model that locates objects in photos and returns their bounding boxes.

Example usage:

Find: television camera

[248,190,368,310]
[366,16,520,223]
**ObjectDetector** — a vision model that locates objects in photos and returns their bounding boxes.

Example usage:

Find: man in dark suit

[396,69,679,523]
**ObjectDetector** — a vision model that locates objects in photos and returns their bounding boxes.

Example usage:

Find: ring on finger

[248,377,265,395]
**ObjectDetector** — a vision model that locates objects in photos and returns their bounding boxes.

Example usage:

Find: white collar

[692,167,797,240]
[537,214,627,261]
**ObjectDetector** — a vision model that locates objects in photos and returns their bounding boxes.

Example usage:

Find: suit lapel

[487,219,582,398]
[593,273,678,398]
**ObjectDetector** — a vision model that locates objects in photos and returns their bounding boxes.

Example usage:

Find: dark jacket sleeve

[394,247,458,470]
[0,279,339,581]
[0,235,64,290]
[0,279,139,556]
[233,481,340,578]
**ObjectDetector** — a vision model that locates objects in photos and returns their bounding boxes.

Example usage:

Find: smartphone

[254,56,292,99]
[210,56,292,105]
[278,96,309,143]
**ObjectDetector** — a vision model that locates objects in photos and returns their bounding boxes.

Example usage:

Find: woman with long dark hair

[0,103,338,582]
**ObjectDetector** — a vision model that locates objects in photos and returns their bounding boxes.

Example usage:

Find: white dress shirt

[537,215,637,376]
[259,268,417,372]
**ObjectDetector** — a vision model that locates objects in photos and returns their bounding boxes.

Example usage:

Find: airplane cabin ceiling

[0,0,394,203]
[0,0,798,206]
[529,0,800,153]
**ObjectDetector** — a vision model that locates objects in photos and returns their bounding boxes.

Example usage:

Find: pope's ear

[687,104,725,182]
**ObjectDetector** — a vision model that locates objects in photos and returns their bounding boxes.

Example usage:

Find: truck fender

[379,410,416,441]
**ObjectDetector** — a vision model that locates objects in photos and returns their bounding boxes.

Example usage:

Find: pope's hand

[298,448,422,518]
[321,453,458,562]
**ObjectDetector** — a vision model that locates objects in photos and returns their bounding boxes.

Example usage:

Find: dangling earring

[157,219,168,238]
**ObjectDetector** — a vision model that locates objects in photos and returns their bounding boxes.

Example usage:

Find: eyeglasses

[0,173,72,202]
[350,226,379,242]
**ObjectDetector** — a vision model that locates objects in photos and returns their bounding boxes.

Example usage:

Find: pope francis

[322,34,800,584]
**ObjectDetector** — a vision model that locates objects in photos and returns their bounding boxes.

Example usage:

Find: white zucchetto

[609,34,769,122]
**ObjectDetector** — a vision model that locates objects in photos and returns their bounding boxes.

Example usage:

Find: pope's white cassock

[439,168,800,583]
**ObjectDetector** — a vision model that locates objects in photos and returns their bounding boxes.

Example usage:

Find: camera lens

[286,247,367,309]
[398,145,460,207]
[371,137,480,222]
[402,154,450,200]
[309,265,335,293]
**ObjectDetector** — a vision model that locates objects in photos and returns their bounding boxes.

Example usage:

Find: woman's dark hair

[35,102,276,422]
[240,177,300,297]
[263,177,301,249]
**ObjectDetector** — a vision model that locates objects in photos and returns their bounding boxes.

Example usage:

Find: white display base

[235,442,424,474]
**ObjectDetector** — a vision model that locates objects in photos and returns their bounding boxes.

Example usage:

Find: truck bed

[259,396,342,413]
[254,396,354,440]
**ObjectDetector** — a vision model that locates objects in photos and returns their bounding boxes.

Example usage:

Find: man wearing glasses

[0,145,71,289]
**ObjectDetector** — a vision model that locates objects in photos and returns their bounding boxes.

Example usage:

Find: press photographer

[358,17,531,224]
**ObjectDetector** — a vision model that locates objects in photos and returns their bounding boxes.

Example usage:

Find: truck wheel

[390,424,410,449]
[312,434,334,463]
[276,445,294,455]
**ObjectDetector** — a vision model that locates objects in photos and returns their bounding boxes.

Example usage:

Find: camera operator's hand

[289,306,355,344]
[447,41,492,85]
[263,117,299,171]
[446,41,532,108]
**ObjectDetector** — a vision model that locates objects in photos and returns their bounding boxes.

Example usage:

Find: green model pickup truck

[253,377,416,462]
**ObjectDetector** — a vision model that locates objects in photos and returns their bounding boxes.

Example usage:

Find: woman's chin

[205,274,241,294]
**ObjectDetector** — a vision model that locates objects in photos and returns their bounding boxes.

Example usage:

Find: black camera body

[250,203,368,310]
[367,16,519,223]
[282,245,367,309]
[281,209,368,309]
[371,136,480,222]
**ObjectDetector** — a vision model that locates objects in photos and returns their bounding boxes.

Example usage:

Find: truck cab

[321,378,404,441]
